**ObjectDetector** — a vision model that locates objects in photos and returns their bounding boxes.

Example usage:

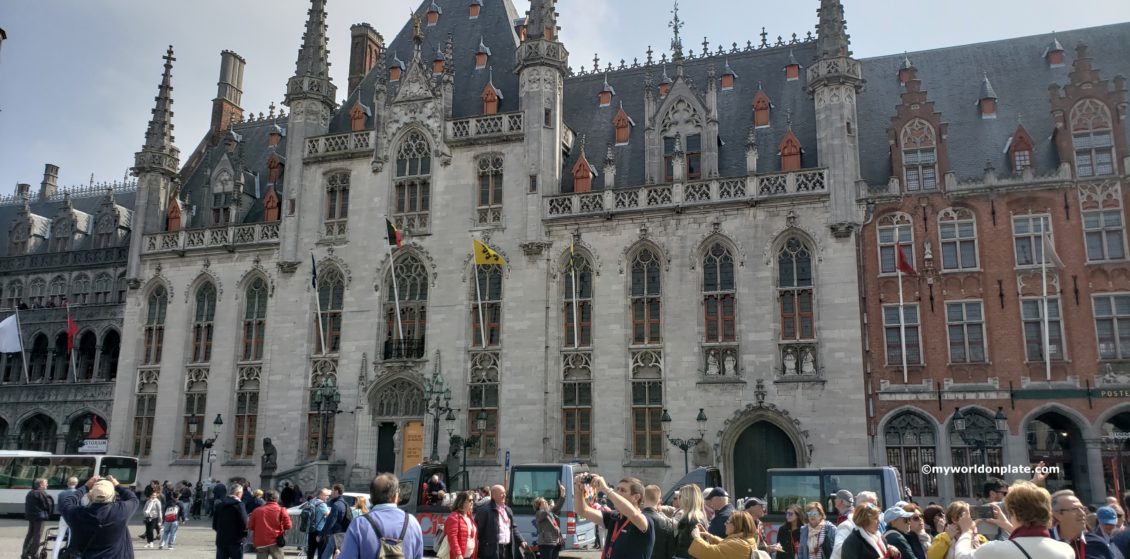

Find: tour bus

[507,463,598,550]
[0,451,139,515]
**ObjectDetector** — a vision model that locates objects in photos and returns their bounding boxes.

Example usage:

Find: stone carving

[261,437,277,472]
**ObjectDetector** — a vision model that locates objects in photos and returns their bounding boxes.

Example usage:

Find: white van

[507,463,598,550]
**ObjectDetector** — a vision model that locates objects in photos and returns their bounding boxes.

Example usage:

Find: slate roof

[856,22,1130,186]
[561,42,820,192]
[329,0,521,132]
[178,116,288,227]
[0,188,136,255]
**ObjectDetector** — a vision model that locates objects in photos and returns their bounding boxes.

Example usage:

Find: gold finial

[412,10,423,42]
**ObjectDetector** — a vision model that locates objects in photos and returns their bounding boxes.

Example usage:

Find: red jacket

[444,511,478,559]
[247,501,292,549]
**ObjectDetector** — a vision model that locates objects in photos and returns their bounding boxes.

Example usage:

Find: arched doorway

[99,330,120,380]
[19,414,57,452]
[370,378,425,474]
[64,413,108,454]
[1100,411,1130,498]
[1026,410,1088,502]
[732,421,798,500]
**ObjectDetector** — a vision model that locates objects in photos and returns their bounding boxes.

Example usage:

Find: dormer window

[613,104,634,145]
[212,193,232,226]
[9,223,28,256]
[978,74,998,119]
[167,202,182,232]
[426,1,441,26]
[658,66,672,98]
[779,129,802,172]
[481,79,502,116]
[267,154,284,184]
[784,50,801,81]
[389,55,405,82]
[264,187,280,222]
[50,218,72,252]
[349,101,370,132]
[720,60,737,91]
[1070,98,1116,177]
[599,75,615,107]
[433,47,445,75]
[1007,124,1035,173]
[662,134,701,182]
[901,119,938,191]
[898,56,915,86]
[1044,37,1066,68]
[469,0,481,19]
[475,38,491,69]
[753,89,772,128]
[572,148,595,193]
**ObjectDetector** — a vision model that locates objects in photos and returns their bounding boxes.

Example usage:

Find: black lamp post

[424,368,454,461]
[448,410,487,484]
[661,408,708,474]
[312,377,341,461]
[196,414,223,493]
[954,406,1008,468]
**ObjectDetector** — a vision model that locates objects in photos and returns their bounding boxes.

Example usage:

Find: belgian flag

[386,218,403,249]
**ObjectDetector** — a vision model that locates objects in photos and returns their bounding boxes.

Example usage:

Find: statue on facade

[261,437,278,472]
[706,352,720,375]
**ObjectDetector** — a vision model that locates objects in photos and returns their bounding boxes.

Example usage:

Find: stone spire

[285,0,337,107]
[525,0,558,41]
[815,0,850,58]
[134,45,180,177]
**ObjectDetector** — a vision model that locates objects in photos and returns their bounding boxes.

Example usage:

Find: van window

[768,474,820,513]
[823,473,885,508]
[398,481,416,507]
[509,468,562,515]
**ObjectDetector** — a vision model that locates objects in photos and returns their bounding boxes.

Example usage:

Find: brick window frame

[883,303,922,366]
[1070,99,1116,178]
[877,213,914,275]
[1012,214,1051,268]
[1021,297,1064,361]
[901,119,938,191]
[946,300,987,364]
[938,207,979,271]
[1093,294,1130,360]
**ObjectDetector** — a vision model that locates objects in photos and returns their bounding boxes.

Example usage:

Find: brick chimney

[348,24,384,94]
[16,183,31,198]
[210,50,245,143]
[39,163,59,201]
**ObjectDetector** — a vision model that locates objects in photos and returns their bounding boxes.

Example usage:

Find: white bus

[0,451,139,515]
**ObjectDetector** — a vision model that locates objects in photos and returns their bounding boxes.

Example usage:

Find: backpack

[163,505,179,523]
[339,499,354,529]
[362,511,411,559]
[298,504,313,533]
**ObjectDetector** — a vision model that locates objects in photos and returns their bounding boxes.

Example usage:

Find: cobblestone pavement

[0,516,602,559]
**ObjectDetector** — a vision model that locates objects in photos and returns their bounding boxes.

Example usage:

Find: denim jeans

[161,521,179,547]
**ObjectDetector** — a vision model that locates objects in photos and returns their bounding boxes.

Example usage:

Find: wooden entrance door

[732,421,797,499]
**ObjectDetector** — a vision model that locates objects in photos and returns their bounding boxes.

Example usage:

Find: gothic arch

[316,249,353,288]
[237,265,274,298]
[764,224,822,267]
[390,125,436,163]
[184,266,223,304]
[15,408,58,430]
[140,275,172,305]
[367,376,426,418]
[691,231,746,270]
[373,244,437,293]
[877,405,943,434]
[553,239,601,279]
[1018,403,1096,438]
[1095,402,1130,430]
[717,403,812,491]
[460,242,513,282]
[619,238,671,275]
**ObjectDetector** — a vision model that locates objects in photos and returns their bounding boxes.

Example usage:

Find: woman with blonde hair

[951,480,1074,559]
[674,484,709,559]
[689,510,760,559]
[798,501,836,559]
[926,502,988,559]
[351,495,369,518]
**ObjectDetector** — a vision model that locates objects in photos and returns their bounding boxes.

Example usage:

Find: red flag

[895,245,917,276]
[65,301,78,351]
[386,218,403,249]
[87,417,106,439]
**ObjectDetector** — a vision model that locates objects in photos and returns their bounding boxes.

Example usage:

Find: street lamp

[448,411,487,489]
[196,414,223,495]
[661,408,708,474]
[954,406,1008,470]
[312,377,341,461]
[424,367,455,461]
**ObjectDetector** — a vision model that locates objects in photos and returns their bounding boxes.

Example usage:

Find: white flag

[0,315,21,353]
[1042,232,1065,268]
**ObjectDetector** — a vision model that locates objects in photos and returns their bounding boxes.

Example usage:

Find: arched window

[938,208,978,271]
[181,368,208,458]
[142,287,167,365]
[233,364,260,459]
[99,330,120,380]
[878,213,914,274]
[383,256,428,359]
[241,278,268,362]
[92,274,113,304]
[471,266,503,348]
[778,238,814,340]
[476,155,504,226]
[28,278,46,307]
[306,362,337,458]
[324,171,350,238]
[51,218,72,252]
[10,222,29,256]
[393,131,432,232]
[2,350,23,383]
[316,268,345,355]
[48,275,66,307]
[563,252,593,348]
[76,331,97,381]
[468,352,499,458]
[29,334,49,382]
[949,410,1004,498]
[630,248,662,345]
[901,119,938,191]
[6,280,23,309]
[1070,99,1115,177]
[52,332,69,381]
[71,274,90,305]
[94,215,115,249]
[191,283,217,363]
[19,414,57,452]
[703,244,736,342]
[885,412,938,497]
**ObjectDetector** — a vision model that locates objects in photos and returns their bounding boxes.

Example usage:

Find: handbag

[434,528,450,559]
[275,507,287,548]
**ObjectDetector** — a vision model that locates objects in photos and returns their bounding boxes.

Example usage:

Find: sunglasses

[786,511,796,516]
[806,511,820,517]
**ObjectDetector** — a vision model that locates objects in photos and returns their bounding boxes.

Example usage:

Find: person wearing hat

[832,491,855,526]
[881,506,916,559]
[706,488,734,539]
[1093,507,1125,559]
[58,475,139,559]
[743,497,784,554]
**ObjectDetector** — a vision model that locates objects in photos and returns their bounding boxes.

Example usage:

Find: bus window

[822,473,885,508]
[508,468,561,515]
[768,474,820,514]
[398,481,415,507]
[99,457,138,485]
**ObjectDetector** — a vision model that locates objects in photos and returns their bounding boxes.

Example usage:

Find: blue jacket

[321,495,349,539]
[707,504,734,538]
[212,495,248,547]
[303,498,330,533]
[60,484,139,559]
[338,505,423,559]
[1112,529,1130,559]
[797,521,836,559]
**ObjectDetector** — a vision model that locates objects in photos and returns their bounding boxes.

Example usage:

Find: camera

[581,474,594,484]
[971,505,995,520]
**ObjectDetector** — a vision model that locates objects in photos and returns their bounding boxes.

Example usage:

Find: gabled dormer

[599,74,615,107]
[9,198,49,256]
[778,127,804,171]
[887,65,950,192]
[613,102,634,146]
[93,187,131,246]
[571,141,596,193]
[166,194,183,232]
[263,186,280,222]
[388,53,405,81]
[1043,36,1066,68]
[349,100,371,132]
[481,68,503,115]
[475,37,491,69]
[425,1,442,26]
[649,68,717,182]
[784,50,802,81]
[50,194,91,252]
[1048,42,1128,179]
[1005,123,1035,174]
[753,86,772,128]
[720,59,737,91]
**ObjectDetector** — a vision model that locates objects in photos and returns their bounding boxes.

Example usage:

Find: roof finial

[815,0,850,58]
[134,45,180,177]
[412,10,423,44]
[285,0,336,107]
[668,1,684,62]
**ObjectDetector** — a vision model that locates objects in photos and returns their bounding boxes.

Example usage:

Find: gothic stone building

[108,0,871,498]
[857,26,1130,504]
[0,166,133,453]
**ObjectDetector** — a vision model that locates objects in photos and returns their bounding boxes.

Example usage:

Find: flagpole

[66,302,76,382]
[898,265,908,384]
[474,262,487,348]
[1042,241,1052,381]
[388,242,404,341]
[571,252,580,349]
[14,307,28,383]
[312,253,326,355]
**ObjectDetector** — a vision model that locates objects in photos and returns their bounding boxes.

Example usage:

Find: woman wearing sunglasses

[776,505,804,559]
[797,502,836,559]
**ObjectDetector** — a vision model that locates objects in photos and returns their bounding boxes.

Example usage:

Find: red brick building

[857,29,1130,504]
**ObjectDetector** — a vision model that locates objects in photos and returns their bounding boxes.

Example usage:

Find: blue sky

[1,0,1128,190]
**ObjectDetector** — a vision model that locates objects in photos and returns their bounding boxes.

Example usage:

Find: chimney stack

[39,163,59,201]
[210,50,246,142]
[16,183,31,198]
[349,24,384,94]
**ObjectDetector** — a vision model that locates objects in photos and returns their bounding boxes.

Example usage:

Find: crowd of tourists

[17,467,1130,559]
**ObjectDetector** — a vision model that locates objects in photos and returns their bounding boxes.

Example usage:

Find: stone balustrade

[142,222,280,254]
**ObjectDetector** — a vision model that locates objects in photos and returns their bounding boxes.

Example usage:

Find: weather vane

[668,1,683,59]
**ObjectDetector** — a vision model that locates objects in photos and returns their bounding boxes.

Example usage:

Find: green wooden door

[732,421,797,499]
